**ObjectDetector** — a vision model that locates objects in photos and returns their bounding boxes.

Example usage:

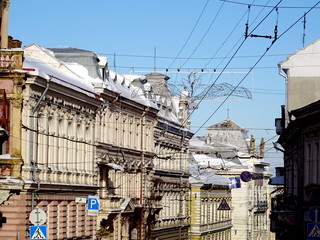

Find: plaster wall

[287,76,320,112]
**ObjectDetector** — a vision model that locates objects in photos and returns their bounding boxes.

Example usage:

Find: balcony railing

[154,216,190,230]
[199,219,232,232]
[254,200,268,210]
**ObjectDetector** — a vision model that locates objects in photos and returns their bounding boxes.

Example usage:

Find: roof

[189,161,229,186]
[49,47,102,79]
[23,55,100,100]
[207,118,247,132]
[145,72,170,81]
[190,152,249,169]
[269,176,284,185]
[25,44,160,109]
[205,119,250,153]
[279,38,320,77]
[145,71,172,99]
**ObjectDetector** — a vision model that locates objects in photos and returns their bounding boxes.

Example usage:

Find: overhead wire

[168,0,318,175]
[167,0,210,69]
[192,0,320,138]
[219,0,320,9]
[200,0,256,72]
[23,0,320,194]
[204,0,272,75]
[187,0,283,126]
[141,0,285,177]
[180,1,226,69]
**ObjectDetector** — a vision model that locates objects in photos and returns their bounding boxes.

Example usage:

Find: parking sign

[88,196,100,210]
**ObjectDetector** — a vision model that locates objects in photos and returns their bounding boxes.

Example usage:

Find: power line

[220,0,320,9]
[191,0,320,138]
[189,0,283,129]
[201,2,251,70]
[25,0,320,193]
[190,0,320,140]
[180,1,226,68]
[167,0,210,68]
[144,1,284,178]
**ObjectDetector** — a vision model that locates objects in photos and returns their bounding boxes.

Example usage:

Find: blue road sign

[240,171,252,182]
[88,196,100,210]
[30,226,47,240]
[309,207,320,222]
[308,224,320,240]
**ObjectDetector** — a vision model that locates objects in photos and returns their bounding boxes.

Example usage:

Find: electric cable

[22,0,319,199]
[220,0,320,9]
[167,0,210,69]
[180,1,226,69]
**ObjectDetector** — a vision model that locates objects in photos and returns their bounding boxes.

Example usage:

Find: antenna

[113,52,117,72]
[302,13,306,47]
[154,46,157,72]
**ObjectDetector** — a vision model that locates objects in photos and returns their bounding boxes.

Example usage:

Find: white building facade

[190,119,271,240]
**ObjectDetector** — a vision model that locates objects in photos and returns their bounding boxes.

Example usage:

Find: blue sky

[9,0,320,173]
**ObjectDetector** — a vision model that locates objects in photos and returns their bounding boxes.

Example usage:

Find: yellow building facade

[189,164,232,240]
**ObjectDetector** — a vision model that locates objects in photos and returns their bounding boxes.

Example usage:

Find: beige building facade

[143,72,193,240]
[0,43,193,239]
[0,3,194,238]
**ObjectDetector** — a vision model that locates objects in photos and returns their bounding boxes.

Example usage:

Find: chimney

[0,0,9,49]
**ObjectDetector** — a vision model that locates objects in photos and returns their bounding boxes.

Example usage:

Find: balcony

[0,49,23,71]
[0,154,23,180]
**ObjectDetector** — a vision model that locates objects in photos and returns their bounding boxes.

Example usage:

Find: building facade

[0,43,102,239]
[47,47,162,240]
[0,42,194,239]
[189,161,232,240]
[0,48,26,239]
[143,72,193,240]
[272,39,320,240]
[0,4,194,238]
[190,118,271,240]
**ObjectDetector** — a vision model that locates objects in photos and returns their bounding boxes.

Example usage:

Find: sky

[9,0,320,174]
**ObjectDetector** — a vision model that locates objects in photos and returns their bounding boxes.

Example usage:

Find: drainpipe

[31,77,51,209]
[278,65,289,127]
[140,107,149,240]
